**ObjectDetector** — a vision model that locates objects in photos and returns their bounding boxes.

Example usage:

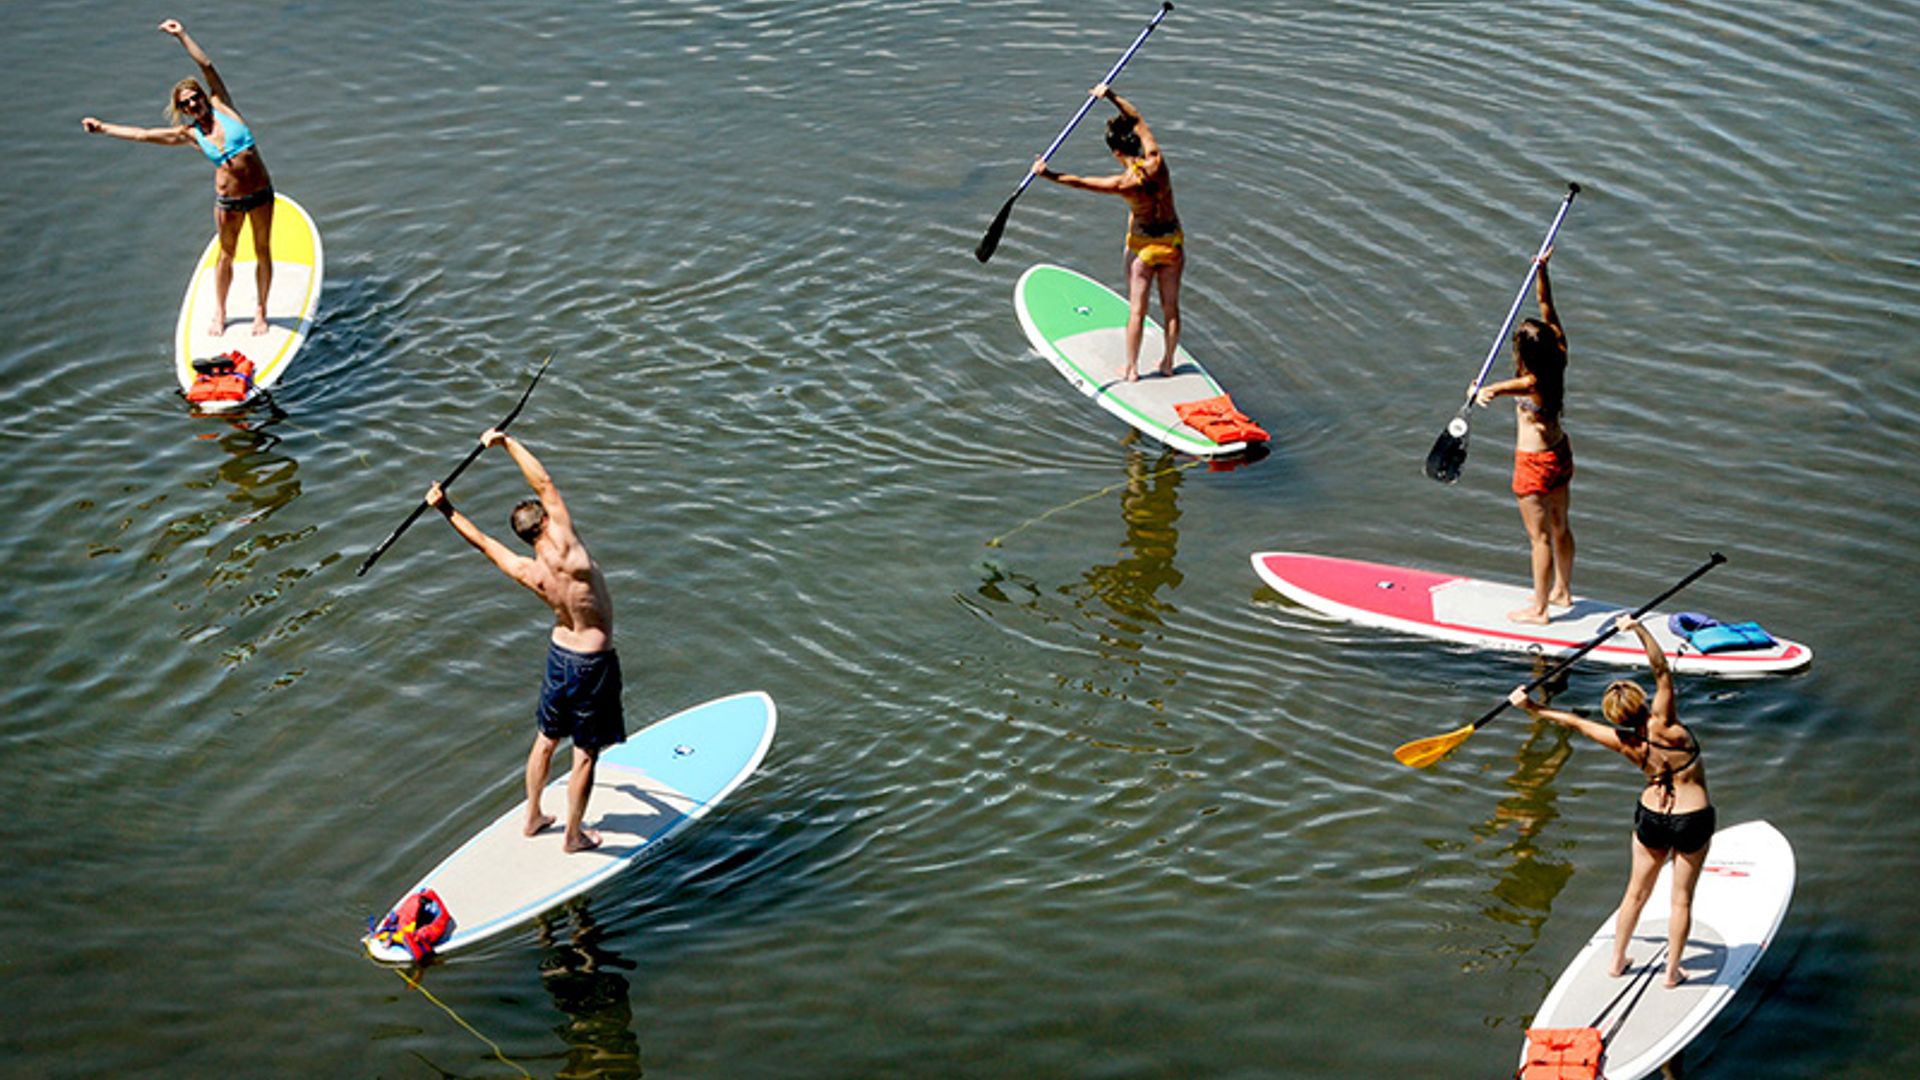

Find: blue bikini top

[191,108,255,166]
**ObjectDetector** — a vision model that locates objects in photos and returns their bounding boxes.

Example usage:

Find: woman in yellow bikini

[1032,85,1183,383]
[81,19,275,338]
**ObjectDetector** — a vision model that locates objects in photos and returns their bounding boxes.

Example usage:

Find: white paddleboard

[364,690,776,963]
[1522,820,1794,1080]
[1014,263,1265,457]
[1250,552,1812,677]
[174,192,323,410]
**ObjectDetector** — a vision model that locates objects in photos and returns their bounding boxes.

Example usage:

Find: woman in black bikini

[1509,614,1712,989]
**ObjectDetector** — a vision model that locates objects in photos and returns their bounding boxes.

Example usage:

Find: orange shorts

[1512,438,1574,498]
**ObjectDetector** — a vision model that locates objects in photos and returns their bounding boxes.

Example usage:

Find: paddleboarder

[81,19,275,338]
[1509,614,1713,989]
[1032,85,1183,383]
[1473,249,1574,624]
[426,429,624,854]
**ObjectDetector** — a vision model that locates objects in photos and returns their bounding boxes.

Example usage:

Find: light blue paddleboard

[364,690,776,963]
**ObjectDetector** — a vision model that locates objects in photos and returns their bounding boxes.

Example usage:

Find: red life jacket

[185,351,256,405]
[369,889,453,962]
[1174,393,1269,445]
[1517,1027,1603,1080]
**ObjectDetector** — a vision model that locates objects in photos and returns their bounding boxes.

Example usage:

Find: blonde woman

[82,19,274,337]
[1510,614,1713,989]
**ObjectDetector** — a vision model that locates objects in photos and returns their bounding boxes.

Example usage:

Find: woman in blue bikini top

[80,19,276,339]
[1510,613,1716,991]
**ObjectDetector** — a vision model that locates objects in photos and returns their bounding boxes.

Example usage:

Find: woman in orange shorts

[1475,249,1572,624]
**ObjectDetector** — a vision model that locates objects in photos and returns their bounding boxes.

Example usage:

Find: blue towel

[1691,622,1776,653]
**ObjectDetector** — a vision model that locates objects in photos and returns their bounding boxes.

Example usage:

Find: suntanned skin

[1475,249,1572,623]
[80,20,274,337]
[426,429,616,853]
[1512,616,1710,988]
[1032,85,1183,382]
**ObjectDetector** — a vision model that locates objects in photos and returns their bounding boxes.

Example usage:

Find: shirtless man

[1032,85,1184,382]
[426,429,623,853]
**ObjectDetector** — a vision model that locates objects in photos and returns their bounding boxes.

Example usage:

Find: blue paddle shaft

[1464,183,1581,399]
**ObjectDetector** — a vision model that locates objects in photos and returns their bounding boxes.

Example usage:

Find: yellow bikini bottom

[1125,227,1184,268]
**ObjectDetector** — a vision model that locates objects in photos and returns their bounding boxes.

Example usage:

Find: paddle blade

[1393,723,1477,768]
[1424,414,1469,483]
[976,195,1017,263]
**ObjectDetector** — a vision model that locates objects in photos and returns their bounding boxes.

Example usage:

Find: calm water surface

[3,1,1917,1076]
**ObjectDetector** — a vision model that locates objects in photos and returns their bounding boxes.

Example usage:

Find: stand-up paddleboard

[1520,820,1794,1080]
[1015,263,1265,458]
[364,690,776,964]
[174,192,323,411]
[1249,552,1811,677]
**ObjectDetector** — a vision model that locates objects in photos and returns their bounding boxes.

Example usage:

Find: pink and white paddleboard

[1249,552,1811,677]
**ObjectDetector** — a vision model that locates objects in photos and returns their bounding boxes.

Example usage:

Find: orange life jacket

[1517,1027,1603,1080]
[369,889,453,962]
[1174,393,1269,445]
[185,351,256,405]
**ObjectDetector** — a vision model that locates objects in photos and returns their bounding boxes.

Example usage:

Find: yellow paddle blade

[1393,723,1477,768]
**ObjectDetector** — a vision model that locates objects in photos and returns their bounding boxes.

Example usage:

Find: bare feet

[1507,606,1552,625]
[1122,366,1140,383]
[251,312,270,336]
[1548,592,1573,610]
[1608,958,1629,978]
[208,312,227,338]
[1664,970,1688,989]
[564,828,603,853]
[523,812,557,838]
[1157,358,1175,376]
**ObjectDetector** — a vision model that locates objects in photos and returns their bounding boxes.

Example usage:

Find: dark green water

[4,2,1917,1076]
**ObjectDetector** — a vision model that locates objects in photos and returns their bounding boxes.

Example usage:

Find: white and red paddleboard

[1249,552,1811,677]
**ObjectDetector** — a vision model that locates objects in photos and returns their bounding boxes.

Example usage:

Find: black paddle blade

[975,196,1017,263]
[1424,415,1469,483]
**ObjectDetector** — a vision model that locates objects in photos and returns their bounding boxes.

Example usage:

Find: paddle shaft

[974,2,1173,263]
[1462,182,1581,401]
[355,356,554,576]
[1465,551,1726,733]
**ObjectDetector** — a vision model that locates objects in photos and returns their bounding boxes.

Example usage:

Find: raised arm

[1534,249,1564,346]
[160,19,237,111]
[1616,615,1676,722]
[487,430,575,540]
[426,482,536,586]
[80,116,191,145]
[1101,87,1159,159]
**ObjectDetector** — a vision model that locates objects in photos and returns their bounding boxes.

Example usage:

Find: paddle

[1392,551,1726,768]
[1424,182,1581,484]
[973,2,1174,264]
[355,355,554,577]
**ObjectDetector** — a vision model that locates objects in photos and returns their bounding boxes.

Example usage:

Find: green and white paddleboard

[1014,263,1259,458]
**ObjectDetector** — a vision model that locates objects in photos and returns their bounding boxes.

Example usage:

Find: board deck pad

[364,690,775,964]
[1250,551,1812,677]
[1524,821,1794,1080]
[174,192,323,410]
[1015,263,1258,458]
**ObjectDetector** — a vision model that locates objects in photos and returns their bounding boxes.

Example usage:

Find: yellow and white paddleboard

[173,192,323,410]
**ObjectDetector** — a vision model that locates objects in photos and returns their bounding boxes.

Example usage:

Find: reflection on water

[1070,446,1187,647]
[1436,675,1583,976]
[537,905,644,1080]
[161,414,333,672]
